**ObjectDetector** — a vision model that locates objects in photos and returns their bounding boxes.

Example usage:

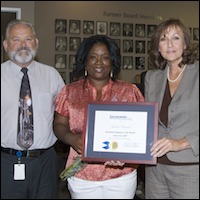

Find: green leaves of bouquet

[60,155,87,181]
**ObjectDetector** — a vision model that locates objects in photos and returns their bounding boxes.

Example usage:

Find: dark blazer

[144,61,199,163]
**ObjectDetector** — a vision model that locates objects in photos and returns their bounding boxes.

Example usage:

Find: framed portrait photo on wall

[123,56,133,70]
[147,24,157,38]
[123,23,133,36]
[110,22,121,36]
[69,37,81,51]
[135,24,146,38]
[69,19,81,34]
[83,20,94,34]
[113,39,121,49]
[69,54,76,69]
[55,54,66,69]
[55,36,67,51]
[55,19,67,33]
[123,39,133,53]
[135,40,146,54]
[96,21,107,35]
[193,28,199,41]
[135,56,145,70]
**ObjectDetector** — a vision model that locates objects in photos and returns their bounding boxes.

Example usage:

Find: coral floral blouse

[55,78,144,181]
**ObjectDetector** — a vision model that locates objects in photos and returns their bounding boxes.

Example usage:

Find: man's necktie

[17,68,34,149]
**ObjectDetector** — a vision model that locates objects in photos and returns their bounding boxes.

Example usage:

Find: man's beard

[8,47,37,64]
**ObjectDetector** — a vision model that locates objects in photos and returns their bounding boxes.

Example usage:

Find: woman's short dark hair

[149,18,198,70]
[72,35,121,81]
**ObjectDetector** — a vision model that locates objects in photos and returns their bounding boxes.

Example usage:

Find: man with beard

[1,19,65,199]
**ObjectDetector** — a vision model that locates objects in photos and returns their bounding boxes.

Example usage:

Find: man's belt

[1,146,52,158]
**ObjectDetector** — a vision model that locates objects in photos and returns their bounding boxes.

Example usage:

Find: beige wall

[1,1,199,83]
[1,1,35,24]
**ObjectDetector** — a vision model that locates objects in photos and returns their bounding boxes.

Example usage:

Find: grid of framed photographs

[54,18,199,83]
[192,28,199,61]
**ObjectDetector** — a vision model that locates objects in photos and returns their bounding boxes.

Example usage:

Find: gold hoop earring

[85,70,88,77]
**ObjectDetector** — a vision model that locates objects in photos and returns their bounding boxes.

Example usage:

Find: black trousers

[1,147,59,199]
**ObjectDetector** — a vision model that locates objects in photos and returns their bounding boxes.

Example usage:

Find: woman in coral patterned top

[53,35,144,199]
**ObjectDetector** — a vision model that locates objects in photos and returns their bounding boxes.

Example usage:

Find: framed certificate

[82,101,158,165]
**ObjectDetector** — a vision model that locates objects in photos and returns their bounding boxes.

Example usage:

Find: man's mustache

[17,47,31,52]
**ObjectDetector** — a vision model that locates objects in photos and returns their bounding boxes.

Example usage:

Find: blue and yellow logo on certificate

[102,141,118,150]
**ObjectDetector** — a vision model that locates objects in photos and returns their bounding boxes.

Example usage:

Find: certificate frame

[82,101,158,165]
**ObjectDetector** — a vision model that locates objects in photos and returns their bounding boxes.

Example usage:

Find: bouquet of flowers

[59,155,87,181]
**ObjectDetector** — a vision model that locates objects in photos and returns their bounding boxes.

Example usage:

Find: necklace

[167,64,186,83]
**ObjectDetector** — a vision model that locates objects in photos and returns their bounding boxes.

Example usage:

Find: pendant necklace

[167,64,186,83]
